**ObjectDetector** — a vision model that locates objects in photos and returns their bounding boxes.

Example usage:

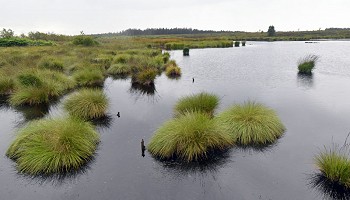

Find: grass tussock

[0,76,15,95]
[165,65,181,78]
[6,117,99,175]
[147,112,233,162]
[9,70,75,106]
[315,145,350,188]
[38,57,64,71]
[298,55,319,74]
[107,64,131,76]
[174,92,219,117]
[73,68,105,87]
[64,89,109,119]
[216,101,285,145]
[131,68,158,86]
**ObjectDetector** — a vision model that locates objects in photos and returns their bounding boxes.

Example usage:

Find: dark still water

[1,41,350,200]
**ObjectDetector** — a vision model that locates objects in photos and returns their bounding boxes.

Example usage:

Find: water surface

[1,41,350,200]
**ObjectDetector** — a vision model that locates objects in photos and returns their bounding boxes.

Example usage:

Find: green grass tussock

[0,76,15,95]
[216,102,285,145]
[9,70,75,106]
[131,68,158,86]
[298,55,319,74]
[9,83,62,106]
[174,92,219,117]
[64,89,109,119]
[147,112,233,162]
[73,68,105,87]
[38,57,64,71]
[165,65,181,77]
[107,64,131,76]
[6,117,99,175]
[315,146,350,188]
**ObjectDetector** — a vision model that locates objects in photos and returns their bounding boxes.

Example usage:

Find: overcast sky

[1,0,349,35]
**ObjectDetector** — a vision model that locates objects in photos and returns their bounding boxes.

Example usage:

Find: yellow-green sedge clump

[148,111,233,162]
[315,146,350,188]
[298,55,319,74]
[216,101,285,146]
[6,117,99,175]
[64,89,109,119]
[174,92,219,117]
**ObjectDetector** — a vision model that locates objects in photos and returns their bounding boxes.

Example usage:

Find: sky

[0,0,349,35]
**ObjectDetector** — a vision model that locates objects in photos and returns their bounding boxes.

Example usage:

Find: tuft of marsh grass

[9,70,75,106]
[38,57,64,71]
[73,68,105,87]
[234,41,240,47]
[174,92,219,117]
[17,73,43,87]
[315,145,350,188]
[216,101,285,146]
[64,89,109,119]
[131,68,158,86]
[9,82,62,106]
[107,63,131,76]
[114,54,132,64]
[165,65,181,78]
[6,117,99,175]
[147,111,234,162]
[298,55,319,74]
[0,76,15,95]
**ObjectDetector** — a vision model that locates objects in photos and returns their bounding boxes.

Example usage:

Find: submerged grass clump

[6,117,99,175]
[315,145,350,188]
[298,55,319,74]
[64,89,109,119]
[216,102,285,146]
[174,92,219,117]
[147,112,233,162]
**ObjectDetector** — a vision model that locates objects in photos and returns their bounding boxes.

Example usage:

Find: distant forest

[93,28,234,37]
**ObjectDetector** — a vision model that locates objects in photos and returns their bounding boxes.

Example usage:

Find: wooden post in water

[141,139,146,157]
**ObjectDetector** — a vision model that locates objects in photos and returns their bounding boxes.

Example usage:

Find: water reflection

[309,173,350,200]
[0,95,11,111]
[297,73,314,89]
[234,141,280,154]
[129,82,160,102]
[90,114,114,129]
[15,153,98,187]
[153,149,233,177]
[13,100,60,127]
